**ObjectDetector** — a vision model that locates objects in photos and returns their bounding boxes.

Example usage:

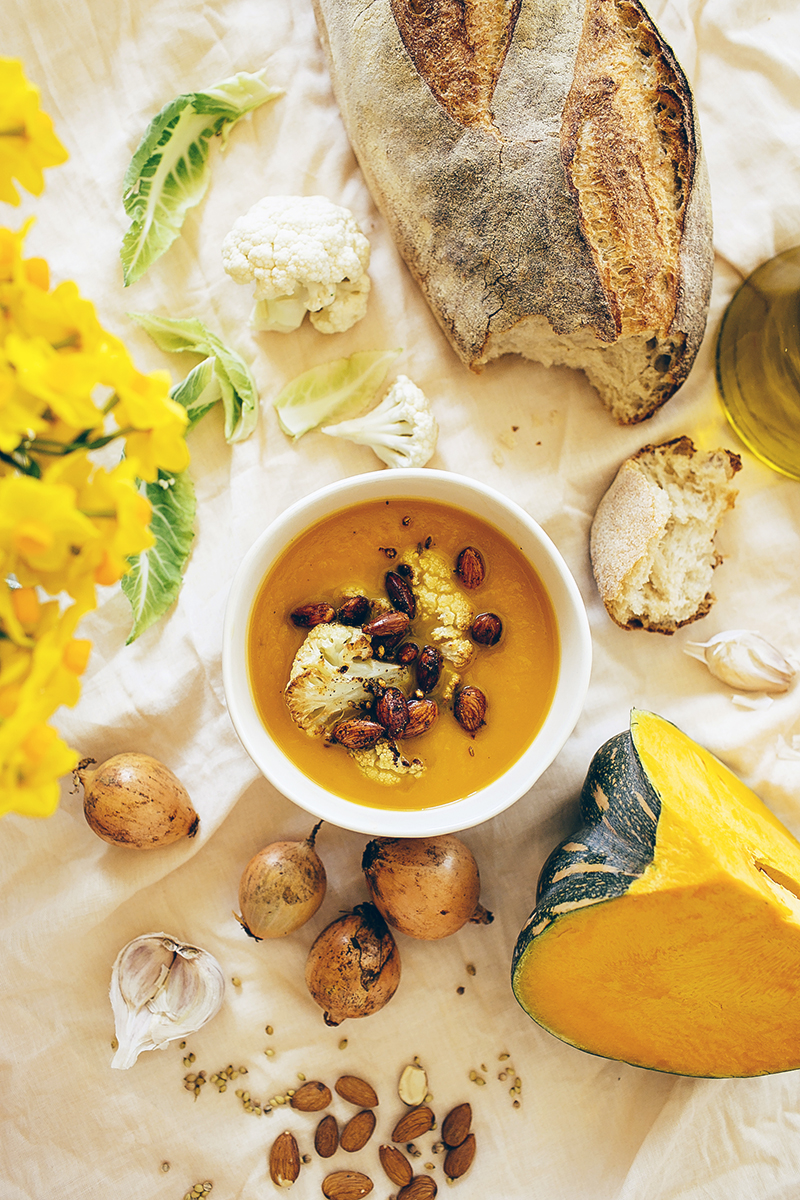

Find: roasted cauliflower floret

[400,548,475,668]
[285,622,408,737]
[349,738,426,786]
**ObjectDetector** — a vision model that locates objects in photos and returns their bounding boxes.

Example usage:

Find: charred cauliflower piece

[349,738,426,786]
[285,622,409,737]
[400,548,475,668]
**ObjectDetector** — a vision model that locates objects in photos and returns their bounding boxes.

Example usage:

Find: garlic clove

[684,630,796,694]
[110,933,225,1069]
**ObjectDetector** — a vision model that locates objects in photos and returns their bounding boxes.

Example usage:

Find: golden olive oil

[716,246,800,480]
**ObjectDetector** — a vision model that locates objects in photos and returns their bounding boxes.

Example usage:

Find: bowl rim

[222,469,592,836]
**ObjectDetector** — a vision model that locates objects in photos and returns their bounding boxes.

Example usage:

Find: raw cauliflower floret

[221,195,371,334]
[349,739,426,786]
[285,622,408,737]
[400,548,475,668]
[321,375,438,468]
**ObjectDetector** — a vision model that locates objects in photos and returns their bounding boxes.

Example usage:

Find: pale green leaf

[121,71,282,286]
[129,310,258,442]
[274,349,402,439]
[121,469,196,643]
[170,357,223,434]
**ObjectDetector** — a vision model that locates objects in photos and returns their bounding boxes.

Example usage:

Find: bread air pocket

[511,709,800,1078]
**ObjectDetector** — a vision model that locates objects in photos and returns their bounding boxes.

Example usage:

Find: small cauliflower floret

[401,548,474,668]
[285,622,408,737]
[321,375,438,468]
[221,195,371,334]
[349,739,426,786]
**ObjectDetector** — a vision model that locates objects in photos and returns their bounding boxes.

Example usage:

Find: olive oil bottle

[716,246,800,479]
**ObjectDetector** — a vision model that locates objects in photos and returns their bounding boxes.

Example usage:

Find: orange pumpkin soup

[247,497,559,810]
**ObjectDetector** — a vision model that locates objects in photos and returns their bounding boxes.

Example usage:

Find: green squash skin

[511,729,661,981]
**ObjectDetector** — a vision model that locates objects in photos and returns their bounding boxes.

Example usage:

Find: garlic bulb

[685,630,796,693]
[110,932,225,1069]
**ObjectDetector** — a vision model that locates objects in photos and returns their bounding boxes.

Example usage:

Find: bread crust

[311,0,713,422]
[590,436,742,634]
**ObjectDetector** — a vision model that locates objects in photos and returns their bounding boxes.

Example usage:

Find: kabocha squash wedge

[511,709,800,1077]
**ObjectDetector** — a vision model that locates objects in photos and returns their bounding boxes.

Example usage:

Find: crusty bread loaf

[311,0,714,423]
[590,437,741,633]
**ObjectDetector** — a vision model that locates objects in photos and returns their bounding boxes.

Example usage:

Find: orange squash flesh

[512,709,800,1077]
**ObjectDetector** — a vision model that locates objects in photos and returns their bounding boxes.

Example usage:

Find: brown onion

[235,822,327,939]
[305,902,401,1026]
[362,835,493,940]
[77,753,199,849]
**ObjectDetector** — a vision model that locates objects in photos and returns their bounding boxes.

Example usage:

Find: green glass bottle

[716,246,800,480]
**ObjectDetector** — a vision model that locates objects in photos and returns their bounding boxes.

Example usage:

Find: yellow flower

[0,719,78,818]
[0,59,68,206]
[110,358,190,480]
[0,473,99,601]
[46,452,155,586]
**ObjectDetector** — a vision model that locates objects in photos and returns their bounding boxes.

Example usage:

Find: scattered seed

[456,987,465,995]
[302,1154,312,1164]
[407,1143,422,1158]
[160,1162,170,1173]
[498,1052,510,1061]
[265,1048,275,1058]
[431,1143,444,1155]
[466,964,476,976]
[513,1099,521,1109]
[297,1072,306,1082]
[111,1037,118,1051]
[266,1025,274,1036]
[425,1163,436,1171]
[231,976,242,988]
[338,1038,348,1050]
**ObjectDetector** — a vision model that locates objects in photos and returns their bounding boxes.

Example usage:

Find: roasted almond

[454,685,487,734]
[290,1079,332,1112]
[333,718,386,750]
[340,1108,377,1152]
[338,595,371,625]
[363,611,411,640]
[470,611,503,646]
[391,1105,435,1142]
[455,546,485,589]
[379,1143,414,1188]
[415,644,442,694]
[396,641,419,665]
[402,697,438,738]
[290,602,336,628]
[376,686,409,737]
[397,1176,438,1200]
[386,570,417,618]
[441,1102,471,1148]
[335,1075,380,1108]
[315,1113,339,1158]
[269,1130,300,1188]
[322,1170,374,1200]
[444,1132,476,1180]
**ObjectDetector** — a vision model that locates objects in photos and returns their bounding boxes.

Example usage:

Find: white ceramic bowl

[222,469,591,836]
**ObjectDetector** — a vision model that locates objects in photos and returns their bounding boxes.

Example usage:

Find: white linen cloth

[3,0,800,1196]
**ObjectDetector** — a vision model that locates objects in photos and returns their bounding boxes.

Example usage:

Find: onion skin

[305,902,401,1026]
[235,822,327,940]
[362,835,493,940]
[77,754,199,849]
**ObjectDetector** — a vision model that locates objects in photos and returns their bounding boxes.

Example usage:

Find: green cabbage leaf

[121,469,196,644]
[129,310,258,442]
[274,349,401,439]
[121,71,282,286]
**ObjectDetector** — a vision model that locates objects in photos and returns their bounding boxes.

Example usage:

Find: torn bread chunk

[590,437,742,633]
